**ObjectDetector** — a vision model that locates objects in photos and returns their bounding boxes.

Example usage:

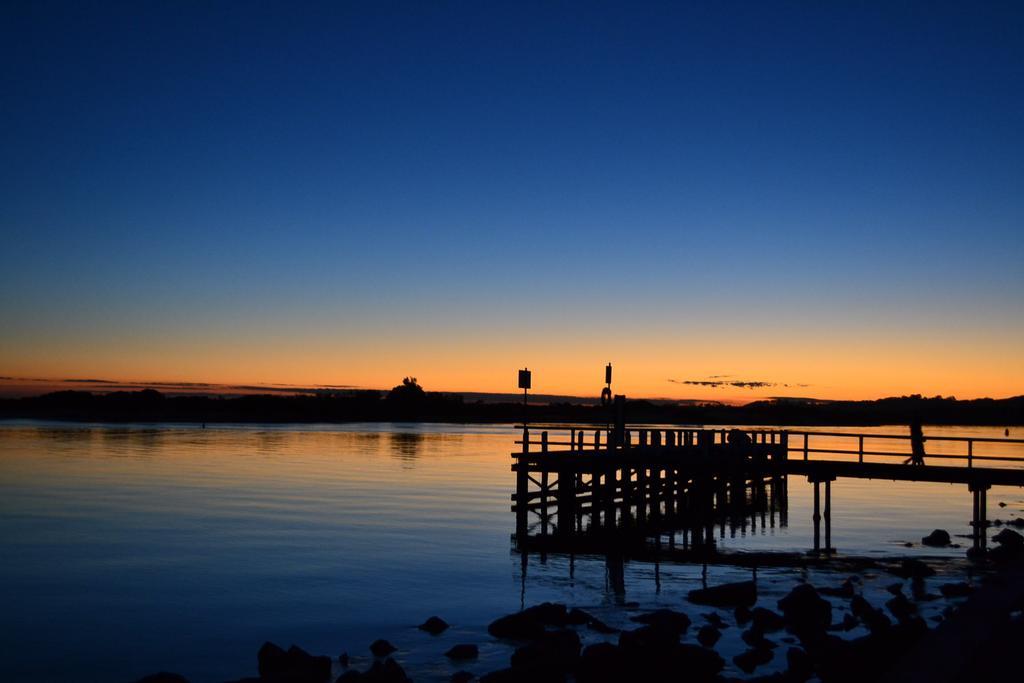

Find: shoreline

[132,542,1023,683]
[2,389,1021,427]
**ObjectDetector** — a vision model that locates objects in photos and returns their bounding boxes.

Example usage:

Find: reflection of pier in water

[512,425,1024,561]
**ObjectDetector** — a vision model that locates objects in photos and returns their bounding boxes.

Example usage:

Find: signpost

[518,368,531,425]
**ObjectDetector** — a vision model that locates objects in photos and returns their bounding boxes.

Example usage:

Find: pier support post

[516,428,529,542]
[651,466,662,520]
[540,431,549,536]
[970,482,990,552]
[809,475,835,554]
[824,479,832,553]
[812,478,821,553]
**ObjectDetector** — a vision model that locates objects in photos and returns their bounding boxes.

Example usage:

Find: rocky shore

[134,529,1024,683]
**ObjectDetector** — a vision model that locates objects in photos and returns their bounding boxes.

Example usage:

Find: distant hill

[0,389,1020,426]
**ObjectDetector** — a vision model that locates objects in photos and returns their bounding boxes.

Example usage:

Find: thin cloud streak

[669,378,811,390]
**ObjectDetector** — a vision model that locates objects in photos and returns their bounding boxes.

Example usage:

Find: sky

[1,1,1022,402]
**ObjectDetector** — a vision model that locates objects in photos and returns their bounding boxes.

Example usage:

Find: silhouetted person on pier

[728,429,751,448]
[905,419,926,466]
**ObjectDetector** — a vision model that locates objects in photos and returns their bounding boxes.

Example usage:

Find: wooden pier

[511,425,1024,557]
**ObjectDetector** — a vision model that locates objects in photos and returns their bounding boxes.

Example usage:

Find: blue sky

[2,1,1022,397]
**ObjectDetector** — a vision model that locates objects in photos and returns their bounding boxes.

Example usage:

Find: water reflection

[389,431,424,465]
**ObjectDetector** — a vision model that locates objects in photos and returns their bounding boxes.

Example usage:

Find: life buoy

[600,387,612,407]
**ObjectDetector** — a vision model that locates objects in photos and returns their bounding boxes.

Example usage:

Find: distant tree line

[0,382,1021,425]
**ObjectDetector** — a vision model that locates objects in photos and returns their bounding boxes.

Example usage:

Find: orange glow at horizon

[2,324,1021,401]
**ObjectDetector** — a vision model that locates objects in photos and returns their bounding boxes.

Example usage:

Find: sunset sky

[2,2,1022,402]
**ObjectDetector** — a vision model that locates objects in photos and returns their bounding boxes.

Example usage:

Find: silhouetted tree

[387,377,426,402]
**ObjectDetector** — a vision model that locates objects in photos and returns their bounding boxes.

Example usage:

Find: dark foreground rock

[134,674,189,683]
[885,593,917,623]
[734,646,774,673]
[577,642,625,683]
[258,642,332,682]
[445,644,479,660]
[850,595,892,634]
[369,640,397,657]
[342,657,410,682]
[567,607,617,633]
[687,580,757,607]
[510,629,581,676]
[812,618,928,683]
[939,582,973,598]
[786,646,813,682]
[629,608,691,633]
[488,602,570,640]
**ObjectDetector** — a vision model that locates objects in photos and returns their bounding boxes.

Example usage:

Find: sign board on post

[518,369,532,390]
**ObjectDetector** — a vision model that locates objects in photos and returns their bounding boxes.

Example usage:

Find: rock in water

[258,642,288,677]
[702,612,728,629]
[697,624,721,647]
[687,580,757,607]
[418,615,449,634]
[445,644,479,660]
[886,593,917,623]
[751,607,785,633]
[733,647,773,674]
[365,657,410,683]
[819,577,857,598]
[993,528,1024,547]
[521,602,569,625]
[921,529,951,547]
[451,671,474,683]
[890,558,935,579]
[829,612,859,631]
[851,595,892,634]
[629,609,691,633]
[488,602,569,640]
[487,611,545,640]
[618,623,680,654]
[370,639,398,657]
[777,584,832,637]
[741,627,776,649]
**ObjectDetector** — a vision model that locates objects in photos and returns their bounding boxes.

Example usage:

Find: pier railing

[787,430,1024,469]
[514,424,1024,470]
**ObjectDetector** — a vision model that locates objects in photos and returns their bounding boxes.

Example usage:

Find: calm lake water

[1,421,1021,682]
